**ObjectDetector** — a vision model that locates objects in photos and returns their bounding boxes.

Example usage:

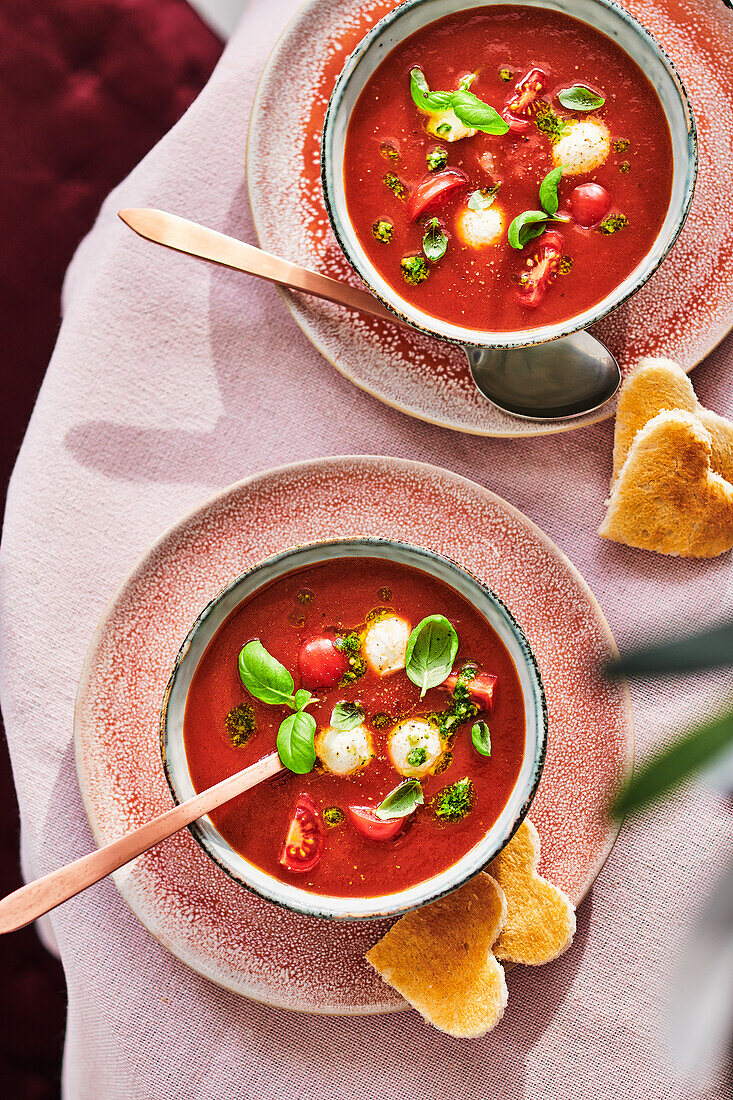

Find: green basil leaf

[471,721,492,757]
[277,709,317,774]
[538,166,563,216]
[507,210,549,250]
[405,614,459,698]
[422,217,448,263]
[467,185,499,212]
[294,689,313,711]
[375,778,424,820]
[410,68,455,112]
[451,90,509,135]
[331,701,365,731]
[238,640,296,707]
[557,85,605,111]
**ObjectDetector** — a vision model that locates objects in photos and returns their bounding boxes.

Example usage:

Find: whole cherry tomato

[568,183,612,227]
[347,805,408,841]
[297,636,349,690]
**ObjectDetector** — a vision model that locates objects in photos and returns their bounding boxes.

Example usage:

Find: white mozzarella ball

[552,120,610,175]
[425,107,477,142]
[455,204,505,249]
[363,615,411,677]
[315,724,374,776]
[387,718,443,778]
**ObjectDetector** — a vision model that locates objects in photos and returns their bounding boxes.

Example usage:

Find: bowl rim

[159,535,549,921]
[320,0,698,350]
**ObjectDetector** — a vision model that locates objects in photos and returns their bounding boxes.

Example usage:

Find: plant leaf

[277,710,317,774]
[422,218,448,262]
[451,89,510,135]
[539,166,563,216]
[293,689,313,711]
[467,186,499,212]
[507,210,548,250]
[405,614,459,698]
[375,779,424,820]
[238,640,295,707]
[611,709,733,818]
[471,721,492,757]
[330,701,365,731]
[557,85,605,111]
[410,68,454,112]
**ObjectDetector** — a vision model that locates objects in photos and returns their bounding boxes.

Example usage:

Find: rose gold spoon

[0,751,283,934]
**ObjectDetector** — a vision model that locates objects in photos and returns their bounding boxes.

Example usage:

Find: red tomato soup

[182,558,527,898]
[342,5,674,331]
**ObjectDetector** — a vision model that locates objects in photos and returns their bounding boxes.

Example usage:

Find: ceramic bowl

[321,0,697,350]
[161,537,548,920]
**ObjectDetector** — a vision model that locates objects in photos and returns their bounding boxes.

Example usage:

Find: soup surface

[342,4,674,331]
[182,558,527,898]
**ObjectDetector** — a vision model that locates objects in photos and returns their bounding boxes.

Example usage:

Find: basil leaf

[375,778,424,820]
[467,185,499,212]
[239,640,295,707]
[405,614,459,698]
[331,701,364,731]
[451,90,509,135]
[557,85,605,111]
[410,68,454,112]
[471,721,492,757]
[508,210,548,250]
[277,709,317,774]
[423,218,448,262]
[458,71,477,91]
[294,689,313,711]
[538,166,563,216]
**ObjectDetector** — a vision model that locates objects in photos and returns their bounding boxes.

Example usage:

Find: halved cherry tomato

[407,168,469,221]
[568,183,611,228]
[502,109,532,134]
[441,671,498,711]
[347,805,408,841]
[517,230,564,308]
[505,67,546,119]
[298,636,349,690]
[280,793,324,873]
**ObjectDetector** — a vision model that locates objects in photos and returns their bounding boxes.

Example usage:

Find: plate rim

[245,0,733,438]
[73,454,634,1013]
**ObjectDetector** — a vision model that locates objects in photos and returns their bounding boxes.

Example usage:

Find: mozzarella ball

[387,718,443,778]
[425,108,477,142]
[363,614,411,677]
[552,120,610,175]
[455,205,504,249]
[315,724,374,776]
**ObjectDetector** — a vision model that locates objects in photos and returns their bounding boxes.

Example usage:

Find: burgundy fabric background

[0,3,221,1094]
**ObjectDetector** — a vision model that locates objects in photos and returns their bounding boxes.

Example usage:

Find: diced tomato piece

[441,671,498,711]
[347,805,408,841]
[568,183,612,228]
[280,794,324,873]
[298,636,349,690]
[517,230,564,308]
[506,67,546,118]
[407,168,469,221]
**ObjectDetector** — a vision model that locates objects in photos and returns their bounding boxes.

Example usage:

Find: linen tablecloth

[1,1,732,1096]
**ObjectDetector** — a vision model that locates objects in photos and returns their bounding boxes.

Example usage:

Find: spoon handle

[0,752,283,934]
[118,207,398,325]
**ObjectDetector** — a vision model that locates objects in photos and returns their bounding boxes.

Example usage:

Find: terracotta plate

[75,457,632,1014]
[247,0,733,437]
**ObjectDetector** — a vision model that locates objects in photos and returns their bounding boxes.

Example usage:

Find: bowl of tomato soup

[161,539,547,920]
[321,0,696,347]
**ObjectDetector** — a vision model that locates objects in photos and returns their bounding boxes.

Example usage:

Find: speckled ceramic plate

[75,456,633,1014]
[247,0,733,437]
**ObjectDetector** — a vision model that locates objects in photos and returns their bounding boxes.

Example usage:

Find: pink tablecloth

[1,1,732,1097]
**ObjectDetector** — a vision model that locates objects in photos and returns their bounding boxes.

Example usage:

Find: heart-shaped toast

[489,819,576,965]
[366,872,508,1037]
[601,409,733,557]
[613,358,733,485]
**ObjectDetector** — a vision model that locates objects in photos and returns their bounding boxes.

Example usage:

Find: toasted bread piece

[600,409,733,557]
[489,820,576,965]
[366,872,508,1037]
[613,358,733,484]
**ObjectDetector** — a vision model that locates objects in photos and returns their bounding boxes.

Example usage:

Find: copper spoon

[118,207,621,420]
[0,752,283,934]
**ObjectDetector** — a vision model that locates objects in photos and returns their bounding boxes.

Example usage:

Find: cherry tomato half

[517,230,564,308]
[280,793,324,873]
[347,805,408,841]
[502,109,532,134]
[568,183,611,228]
[407,168,469,221]
[506,67,546,117]
[298,636,349,690]
[441,671,499,711]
